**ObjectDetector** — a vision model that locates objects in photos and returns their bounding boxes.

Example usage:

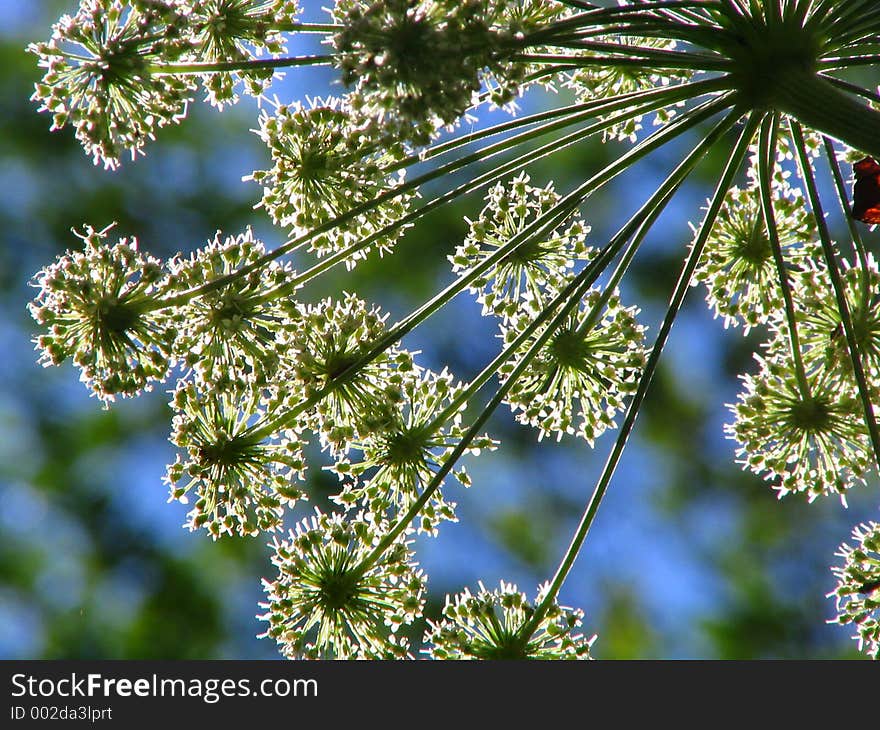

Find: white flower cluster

[329,0,565,147]
[28,224,175,403]
[425,580,595,659]
[259,509,425,659]
[830,521,880,659]
[30,0,302,168]
[246,97,414,266]
[450,173,592,321]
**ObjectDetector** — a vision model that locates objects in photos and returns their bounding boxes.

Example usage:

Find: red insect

[851,157,880,224]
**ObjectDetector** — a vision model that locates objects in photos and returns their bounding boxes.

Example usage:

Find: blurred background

[1,0,877,660]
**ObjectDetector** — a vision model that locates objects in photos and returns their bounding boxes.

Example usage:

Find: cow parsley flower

[500,287,647,444]
[425,580,595,660]
[29,224,174,404]
[726,352,873,502]
[790,253,880,385]
[282,294,415,454]
[167,228,301,387]
[329,0,529,146]
[166,380,307,538]
[259,509,426,659]
[246,97,413,266]
[692,175,817,332]
[187,0,301,107]
[829,521,880,659]
[29,0,195,168]
[564,36,692,143]
[450,173,591,321]
[331,368,497,534]
[478,0,571,110]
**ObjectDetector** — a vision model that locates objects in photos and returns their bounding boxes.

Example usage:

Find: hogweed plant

[27,0,880,659]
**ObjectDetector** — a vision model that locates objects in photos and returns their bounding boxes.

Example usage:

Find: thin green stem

[148,55,334,74]
[513,52,730,72]
[528,38,728,71]
[552,0,596,11]
[521,109,758,641]
[277,22,341,33]
[757,113,811,397]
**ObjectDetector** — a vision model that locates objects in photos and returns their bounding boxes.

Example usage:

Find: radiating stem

[757,112,811,398]
[148,55,334,74]
[822,136,871,310]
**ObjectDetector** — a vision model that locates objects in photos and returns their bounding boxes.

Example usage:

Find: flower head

[450,173,592,321]
[829,521,880,659]
[281,294,415,454]
[564,35,692,143]
[166,380,306,538]
[246,97,413,266]
[331,368,497,534]
[329,0,528,146]
[726,351,873,502]
[29,224,174,404]
[425,580,596,659]
[187,0,301,107]
[791,253,880,386]
[500,286,647,444]
[29,0,195,168]
[693,174,818,332]
[259,509,426,659]
[167,228,301,387]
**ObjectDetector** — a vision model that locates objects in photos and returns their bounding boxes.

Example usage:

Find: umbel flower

[167,228,301,387]
[829,521,880,659]
[166,380,307,538]
[246,97,413,265]
[692,169,818,332]
[282,294,415,454]
[329,0,545,146]
[259,509,426,659]
[186,0,302,107]
[501,286,647,444]
[425,580,595,660]
[450,173,592,321]
[28,224,174,404]
[330,367,498,534]
[791,253,880,386]
[29,0,195,169]
[726,351,873,502]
